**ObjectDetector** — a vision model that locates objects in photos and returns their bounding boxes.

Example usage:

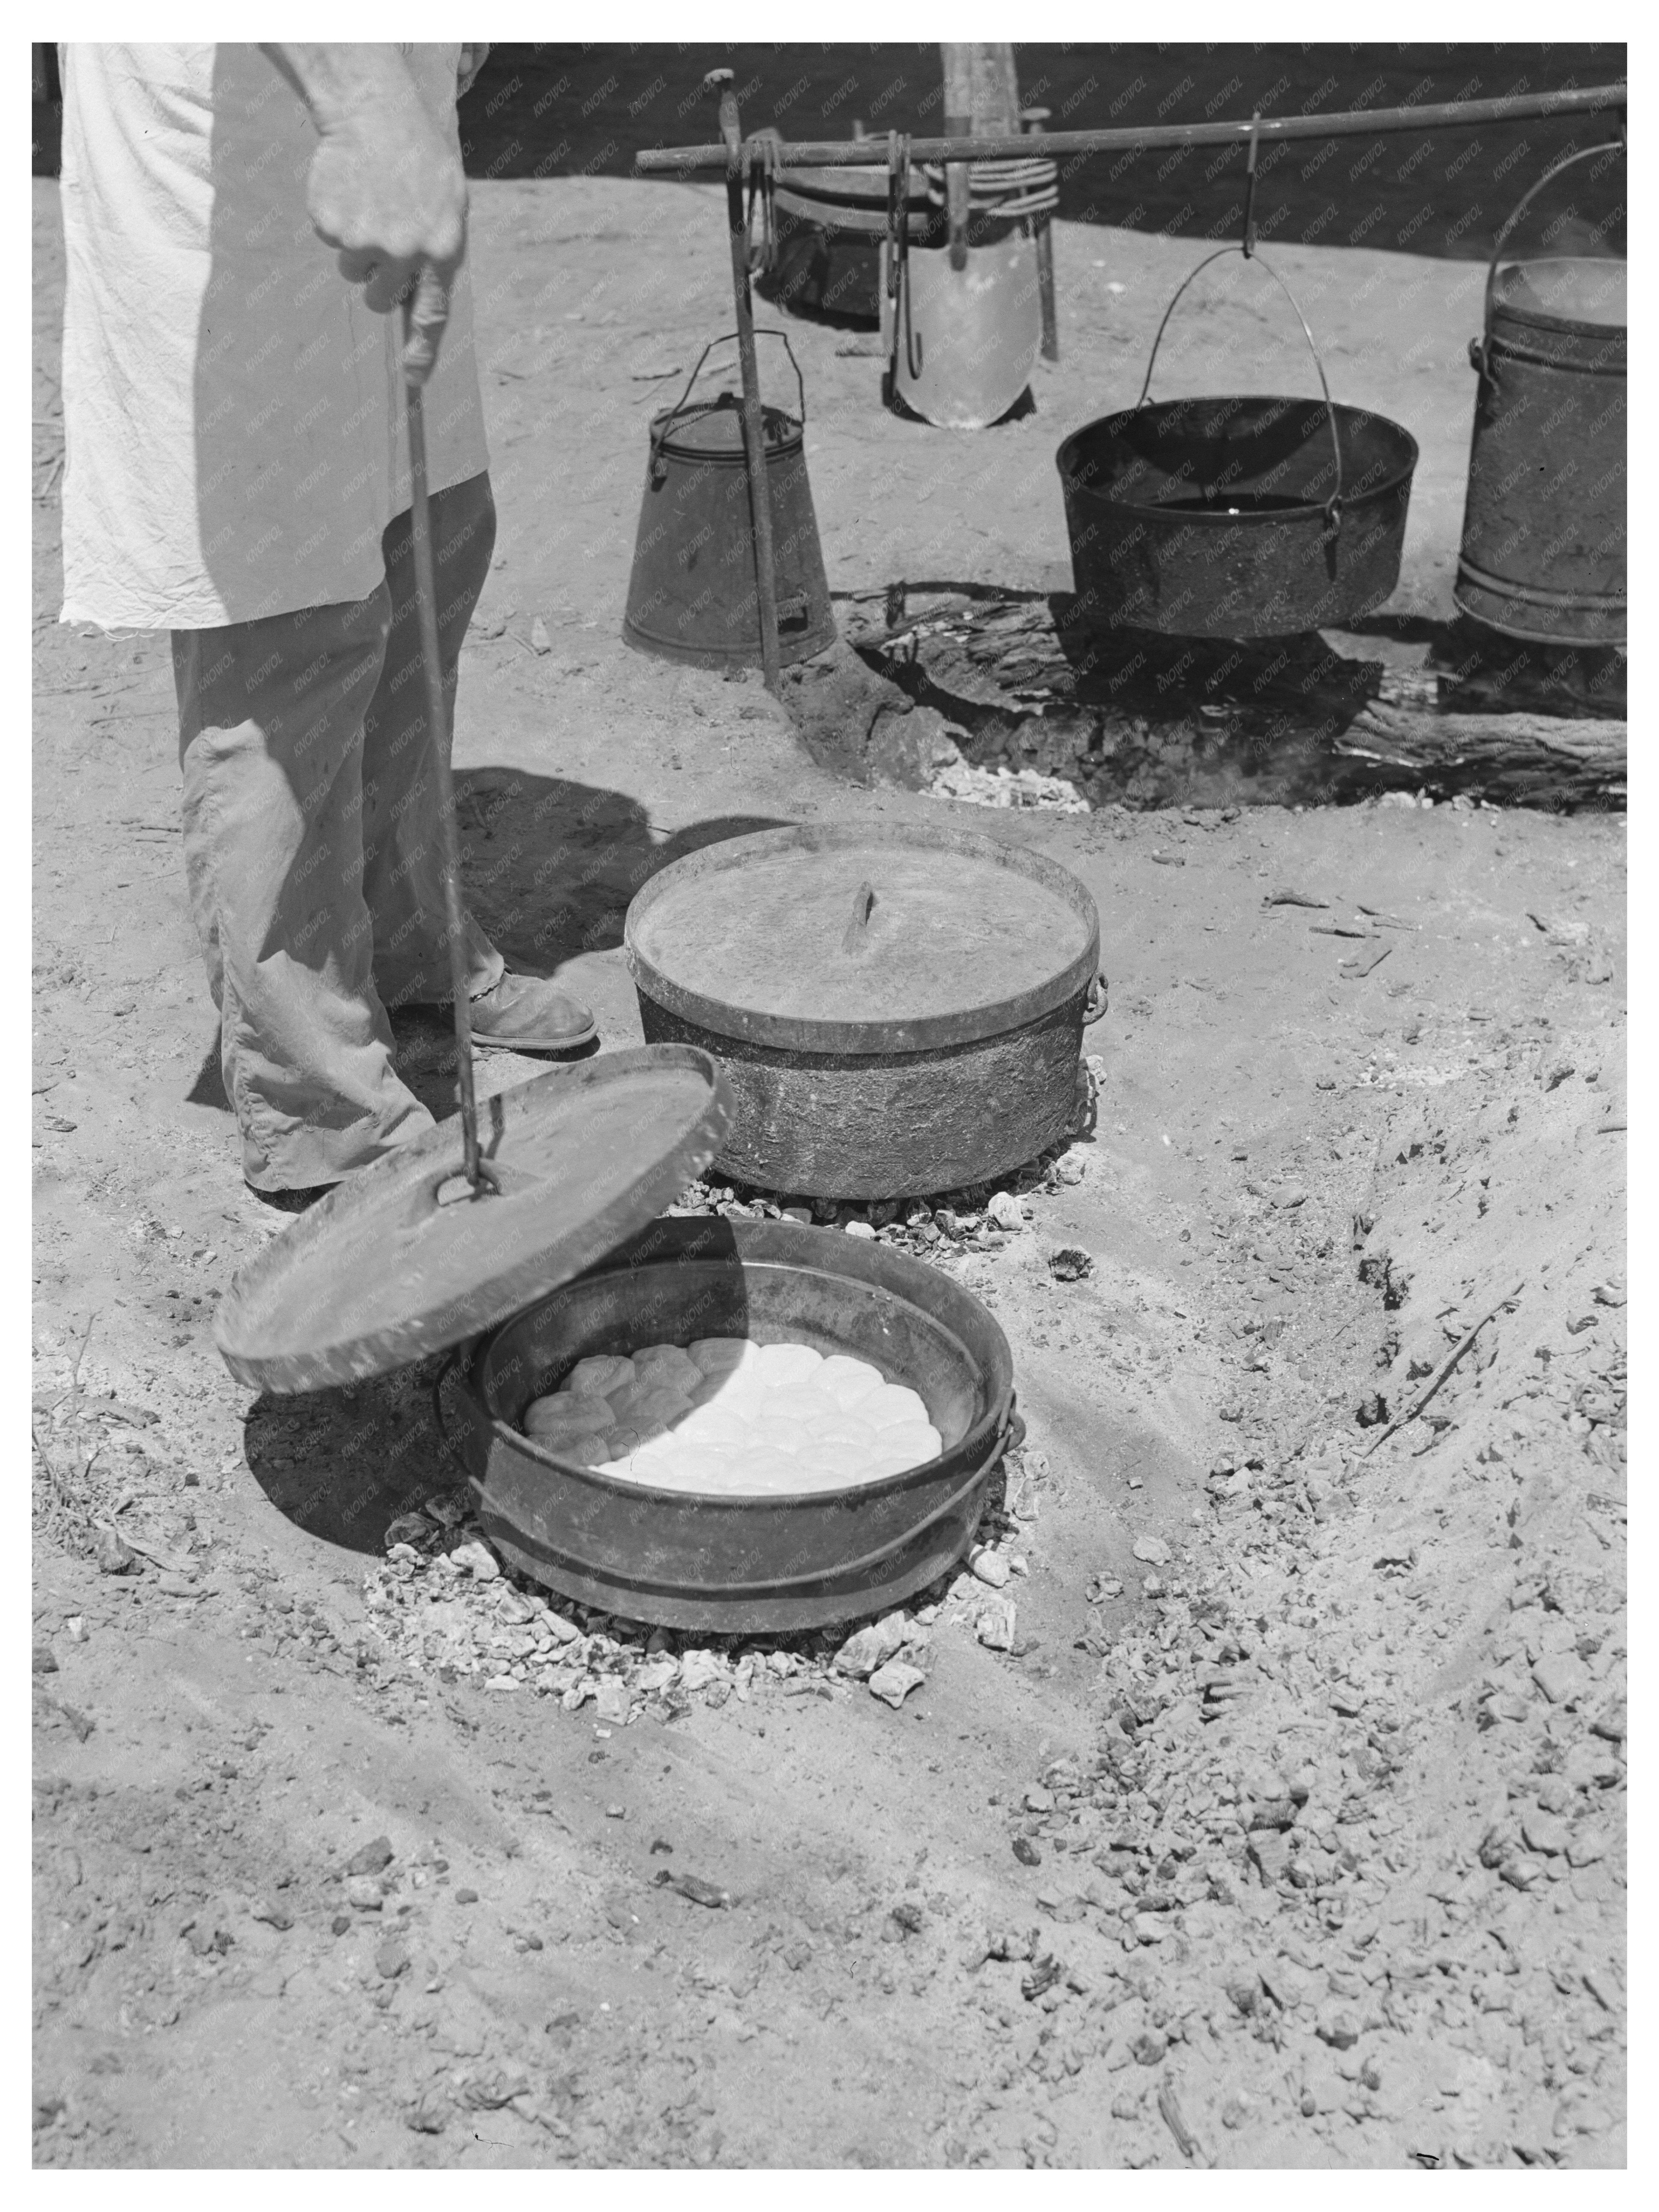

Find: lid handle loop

[841,879,876,953]
[1241,111,1262,259]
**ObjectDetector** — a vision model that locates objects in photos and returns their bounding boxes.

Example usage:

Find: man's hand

[261,45,467,382]
[457,46,490,101]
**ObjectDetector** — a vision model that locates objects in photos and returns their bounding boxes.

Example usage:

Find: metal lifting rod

[634,79,1626,176]
[707,68,783,695]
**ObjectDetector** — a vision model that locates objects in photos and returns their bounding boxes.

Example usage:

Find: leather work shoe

[464,972,597,1053]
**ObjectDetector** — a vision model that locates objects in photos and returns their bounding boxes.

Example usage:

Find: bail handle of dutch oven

[1135,114,1346,542]
[886,130,924,383]
[1470,126,1626,386]
[648,327,808,481]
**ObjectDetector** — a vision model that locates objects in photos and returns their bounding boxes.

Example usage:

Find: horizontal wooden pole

[636,81,1625,176]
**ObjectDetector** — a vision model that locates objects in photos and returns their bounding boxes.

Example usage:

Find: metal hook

[1242,111,1262,259]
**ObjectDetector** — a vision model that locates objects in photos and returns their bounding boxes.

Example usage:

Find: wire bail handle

[1471,134,1626,383]
[649,328,807,469]
[1136,243,1346,537]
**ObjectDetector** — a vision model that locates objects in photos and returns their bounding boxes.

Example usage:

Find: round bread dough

[521,1393,612,1441]
[607,1377,692,1427]
[536,1335,950,1497]
[632,1345,703,1394]
[563,1354,636,1400]
[559,1434,613,1468]
[675,1405,751,1448]
[861,1382,932,1431]
[688,1337,759,1379]
[818,1354,885,1409]
[752,1341,823,1390]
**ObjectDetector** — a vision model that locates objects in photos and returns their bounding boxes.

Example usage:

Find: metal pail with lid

[622,331,836,670]
[1454,143,1626,645]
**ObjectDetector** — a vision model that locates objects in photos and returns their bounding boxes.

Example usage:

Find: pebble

[987,1192,1025,1232]
[33,1643,58,1674]
[833,1615,908,1679]
[843,1220,877,1240]
[250,1899,294,1932]
[1132,1536,1171,1566]
[868,1659,925,1709]
[450,1539,501,1582]
[346,1835,395,1876]
[969,1546,1011,1588]
[1531,1652,1589,1705]
[976,1599,1017,1652]
[346,1877,383,1911]
[384,1512,431,1550]
[374,1938,410,1980]
[593,1681,631,1725]
[454,1888,479,1906]
[1520,1809,1570,1856]
[95,1527,137,1576]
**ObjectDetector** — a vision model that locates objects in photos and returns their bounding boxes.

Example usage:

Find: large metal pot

[443,1215,1018,1633]
[1057,246,1418,637]
[1454,143,1626,646]
[759,159,937,323]
[624,822,1105,1200]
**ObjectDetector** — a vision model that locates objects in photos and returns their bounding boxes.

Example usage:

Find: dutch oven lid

[654,392,800,459]
[625,822,1101,1054]
[214,1046,732,1394]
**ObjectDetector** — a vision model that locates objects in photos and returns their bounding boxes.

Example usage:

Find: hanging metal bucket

[1454,143,1626,646]
[622,331,836,670]
[1056,247,1417,637]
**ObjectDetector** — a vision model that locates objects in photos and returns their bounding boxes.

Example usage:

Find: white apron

[58,43,490,631]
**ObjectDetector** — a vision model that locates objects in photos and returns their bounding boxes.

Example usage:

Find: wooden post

[940,45,975,270]
[1023,106,1059,361]
[941,44,1025,273]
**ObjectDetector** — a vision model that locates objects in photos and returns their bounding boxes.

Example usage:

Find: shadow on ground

[184,774,789,1123]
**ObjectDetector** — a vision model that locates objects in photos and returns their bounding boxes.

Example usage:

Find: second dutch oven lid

[625,821,1100,1054]
[214,1046,732,1395]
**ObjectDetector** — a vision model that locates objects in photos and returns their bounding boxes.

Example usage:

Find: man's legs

[361,471,595,1049]
[361,470,503,1009]
[173,588,435,1191]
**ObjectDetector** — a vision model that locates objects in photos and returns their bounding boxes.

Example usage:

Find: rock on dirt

[867,1660,925,1709]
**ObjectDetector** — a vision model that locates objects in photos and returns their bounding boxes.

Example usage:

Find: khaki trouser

[171,472,504,1191]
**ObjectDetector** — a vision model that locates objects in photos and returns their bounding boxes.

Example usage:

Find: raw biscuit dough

[522,1336,943,1495]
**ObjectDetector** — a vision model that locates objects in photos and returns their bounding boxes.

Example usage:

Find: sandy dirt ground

[32,171,1625,2170]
